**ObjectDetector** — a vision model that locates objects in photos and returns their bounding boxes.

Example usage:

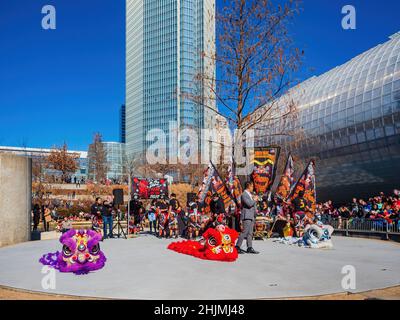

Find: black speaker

[113,189,124,205]
[272,220,288,238]
[31,230,41,241]
[187,192,197,204]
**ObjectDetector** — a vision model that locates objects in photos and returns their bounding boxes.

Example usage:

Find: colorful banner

[132,178,168,199]
[198,162,234,213]
[197,163,214,203]
[226,157,242,206]
[210,163,235,212]
[251,146,280,195]
[290,160,317,212]
[276,153,295,200]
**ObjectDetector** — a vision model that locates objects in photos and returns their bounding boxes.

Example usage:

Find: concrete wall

[0,154,32,247]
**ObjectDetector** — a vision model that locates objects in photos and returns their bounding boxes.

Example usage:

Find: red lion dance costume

[167,225,239,262]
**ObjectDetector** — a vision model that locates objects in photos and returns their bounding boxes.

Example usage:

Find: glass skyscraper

[88,142,126,181]
[254,32,400,203]
[120,104,126,144]
[126,0,216,160]
[103,142,126,180]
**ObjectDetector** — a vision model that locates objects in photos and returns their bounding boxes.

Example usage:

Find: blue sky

[0,0,399,151]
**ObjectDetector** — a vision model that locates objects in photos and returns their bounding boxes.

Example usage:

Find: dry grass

[169,183,196,206]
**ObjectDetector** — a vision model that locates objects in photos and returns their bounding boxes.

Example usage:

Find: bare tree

[32,155,53,206]
[47,143,79,183]
[126,150,205,186]
[88,133,108,183]
[124,152,157,179]
[196,0,303,167]
[32,156,47,182]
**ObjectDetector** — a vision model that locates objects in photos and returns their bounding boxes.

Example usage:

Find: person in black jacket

[169,193,185,237]
[130,197,142,230]
[156,196,169,238]
[91,197,103,217]
[91,197,103,236]
[339,206,351,219]
[204,193,226,230]
[102,199,114,239]
[32,204,41,231]
[210,193,225,216]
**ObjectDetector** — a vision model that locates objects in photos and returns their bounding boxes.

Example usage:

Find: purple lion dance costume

[39,229,106,275]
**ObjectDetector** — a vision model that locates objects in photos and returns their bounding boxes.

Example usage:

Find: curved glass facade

[255,32,400,203]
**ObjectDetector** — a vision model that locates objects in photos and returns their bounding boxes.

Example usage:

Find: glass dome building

[254,32,400,203]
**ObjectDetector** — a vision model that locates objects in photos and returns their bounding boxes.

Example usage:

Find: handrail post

[386,222,389,240]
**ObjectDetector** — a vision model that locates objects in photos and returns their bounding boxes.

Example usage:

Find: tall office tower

[126,0,216,162]
[120,104,126,144]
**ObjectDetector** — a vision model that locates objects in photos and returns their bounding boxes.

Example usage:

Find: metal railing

[328,217,400,240]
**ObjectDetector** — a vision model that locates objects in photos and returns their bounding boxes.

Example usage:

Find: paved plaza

[0,235,399,299]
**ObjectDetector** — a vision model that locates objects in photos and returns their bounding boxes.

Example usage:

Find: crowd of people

[125,186,400,242]
[31,199,94,232]
[48,175,86,185]
[46,174,129,187]
[127,193,228,240]
[90,197,117,239]
[315,190,400,228]
[32,183,400,248]
[122,181,308,255]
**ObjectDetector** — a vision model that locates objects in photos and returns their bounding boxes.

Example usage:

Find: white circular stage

[0,235,399,299]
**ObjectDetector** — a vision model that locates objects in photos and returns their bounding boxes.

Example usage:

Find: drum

[255,217,267,231]
[254,216,269,239]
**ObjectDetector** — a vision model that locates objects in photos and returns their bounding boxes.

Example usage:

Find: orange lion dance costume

[167,225,239,262]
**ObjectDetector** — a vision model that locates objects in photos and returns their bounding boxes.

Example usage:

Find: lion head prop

[39,229,106,275]
[301,223,334,249]
[168,225,239,262]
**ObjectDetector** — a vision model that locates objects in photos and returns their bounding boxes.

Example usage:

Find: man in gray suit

[235,181,259,254]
